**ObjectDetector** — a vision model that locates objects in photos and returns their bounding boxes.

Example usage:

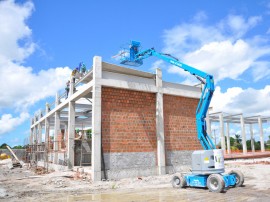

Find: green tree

[13,145,25,149]
[235,134,242,144]
[0,143,9,149]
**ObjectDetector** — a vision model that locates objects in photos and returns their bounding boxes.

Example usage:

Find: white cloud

[193,11,208,22]
[211,85,270,116]
[183,39,264,81]
[0,0,72,111]
[150,60,165,72]
[0,56,71,111]
[0,1,72,137]
[0,0,35,62]
[251,61,270,81]
[162,13,270,82]
[219,15,261,38]
[0,112,29,135]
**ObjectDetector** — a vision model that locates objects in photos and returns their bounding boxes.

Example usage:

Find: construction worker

[65,80,70,99]
[80,62,87,75]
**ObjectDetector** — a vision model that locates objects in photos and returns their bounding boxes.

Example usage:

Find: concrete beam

[92,56,102,181]
[258,116,265,152]
[30,81,94,129]
[155,68,166,175]
[240,115,247,154]
[102,62,154,79]
[100,78,157,93]
[163,81,201,99]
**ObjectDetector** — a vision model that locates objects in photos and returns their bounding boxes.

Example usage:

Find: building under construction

[29,56,269,181]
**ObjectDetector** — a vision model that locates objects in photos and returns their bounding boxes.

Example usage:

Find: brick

[101,87,156,153]
[164,94,202,151]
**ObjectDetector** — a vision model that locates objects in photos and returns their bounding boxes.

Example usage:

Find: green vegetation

[0,143,25,149]
[0,143,9,149]
[224,134,269,151]
[86,129,92,139]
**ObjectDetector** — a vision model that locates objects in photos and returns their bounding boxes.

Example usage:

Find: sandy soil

[0,158,270,202]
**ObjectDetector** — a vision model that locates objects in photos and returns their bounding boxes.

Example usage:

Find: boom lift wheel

[207,174,225,193]
[171,174,186,188]
[229,170,244,187]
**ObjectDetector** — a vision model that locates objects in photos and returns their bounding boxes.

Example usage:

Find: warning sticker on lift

[213,149,224,169]
[204,157,209,164]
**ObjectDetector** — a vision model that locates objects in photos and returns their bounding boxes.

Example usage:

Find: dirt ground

[0,158,270,202]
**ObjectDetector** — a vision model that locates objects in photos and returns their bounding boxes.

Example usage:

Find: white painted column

[44,103,50,167]
[38,111,42,144]
[92,56,102,181]
[70,76,75,96]
[45,103,50,145]
[67,101,75,169]
[249,124,255,153]
[219,113,226,152]
[155,68,166,175]
[30,118,34,145]
[54,93,60,164]
[258,116,265,152]
[240,115,247,154]
[226,122,231,154]
[30,128,33,145]
[34,125,38,144]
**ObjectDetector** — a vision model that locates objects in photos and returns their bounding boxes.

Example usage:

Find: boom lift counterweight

[116,40,244,193]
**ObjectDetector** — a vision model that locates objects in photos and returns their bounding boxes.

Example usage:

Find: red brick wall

[102,87,156,153]
[163,94,201,151]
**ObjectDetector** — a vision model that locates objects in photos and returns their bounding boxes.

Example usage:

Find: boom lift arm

[120,42,215,150]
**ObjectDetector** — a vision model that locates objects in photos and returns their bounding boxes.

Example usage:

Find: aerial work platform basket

[119,41,143,67]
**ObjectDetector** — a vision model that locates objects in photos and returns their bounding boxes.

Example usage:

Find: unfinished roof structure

[29,56,208,181]
[207,112,270,156]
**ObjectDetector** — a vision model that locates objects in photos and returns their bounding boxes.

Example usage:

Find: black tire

[229,170,244,187]
[207,174,225,193]
[171,174,186,188]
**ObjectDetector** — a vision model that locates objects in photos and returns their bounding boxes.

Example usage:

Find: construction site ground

[0,158,270,202]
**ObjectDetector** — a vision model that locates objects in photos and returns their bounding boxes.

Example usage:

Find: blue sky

[0,0,270,146]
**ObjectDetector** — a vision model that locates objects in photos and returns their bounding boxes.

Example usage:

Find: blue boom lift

[116,41,244,193]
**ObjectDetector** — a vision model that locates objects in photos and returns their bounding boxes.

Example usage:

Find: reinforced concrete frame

[29,56,207,181]
[207,112,269,154]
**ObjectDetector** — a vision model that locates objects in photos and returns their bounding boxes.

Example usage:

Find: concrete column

[155,68,166,175]
[249,124,255,153]
[30,117,34,145]
[64,123,68,149]
[240,115,247,154]
[34,125,37,144]
[70,76,75,96]
[67,101,75,169]
[226,122,231,154]
[30,128,33,145]
[92,56,102,181]
[219,113,226,151]
[43,103,50,167]
[206,110,211,137]
[38,111,42,144]
[258,116,265,152]
[54,93,60,164]
[45,103,50,145]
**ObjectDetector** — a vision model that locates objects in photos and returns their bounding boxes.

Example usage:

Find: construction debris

[6,146,23,168]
